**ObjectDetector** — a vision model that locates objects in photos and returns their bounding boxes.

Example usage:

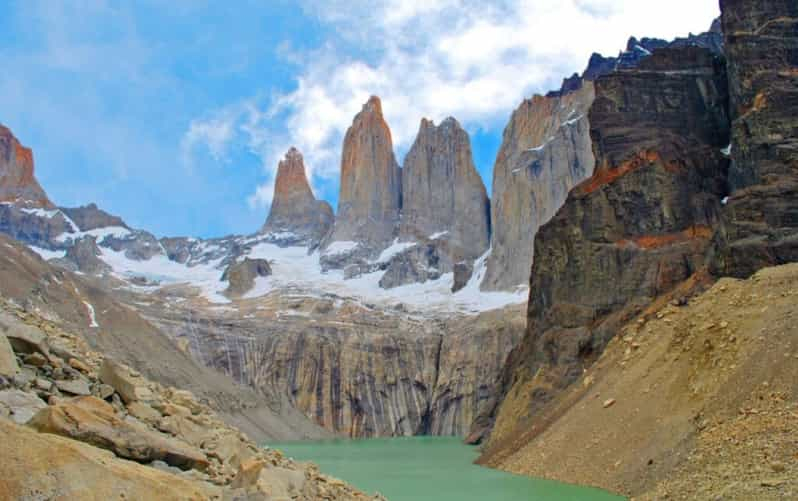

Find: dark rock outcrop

[479,46,731,447]
[0,125,52,208]
[222,258,272,298]
[711,0,798,277]
[60,203,128,232]
[400,117,490,261]
[322,96,401,265]
[261,148,334,245]
[61,236,111,274]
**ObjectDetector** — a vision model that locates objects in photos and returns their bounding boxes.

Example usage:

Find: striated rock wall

[146,296,525,438]
[478,45,731,448]
[711,0,798,277]
[0,125,53,208]
[482,83,596,291]
[261,147,334,245]
[400,117,490,261]
[324,96,402,260]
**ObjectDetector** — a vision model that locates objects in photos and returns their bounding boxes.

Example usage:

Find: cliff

[477,45,730,446]
[400,117,490,261]
[0,125,53,208]
[322,96,402,264]
[711,0,798,277]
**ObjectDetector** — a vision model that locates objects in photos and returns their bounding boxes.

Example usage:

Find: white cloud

[186,0,720,209]
[182,116,235,164]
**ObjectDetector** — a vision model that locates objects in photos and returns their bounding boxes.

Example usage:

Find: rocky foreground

[0,302,378,500]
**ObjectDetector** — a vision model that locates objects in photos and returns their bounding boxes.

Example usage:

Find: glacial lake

[270,436,625,501]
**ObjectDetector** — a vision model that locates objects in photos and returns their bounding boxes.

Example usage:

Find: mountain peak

[0,125,53,208]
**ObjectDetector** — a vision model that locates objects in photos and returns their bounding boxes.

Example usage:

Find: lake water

[270,437,624,501]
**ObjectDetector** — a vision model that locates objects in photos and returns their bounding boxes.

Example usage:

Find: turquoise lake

[270,437,625,501]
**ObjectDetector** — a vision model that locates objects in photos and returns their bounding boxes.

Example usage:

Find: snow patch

[323,241,359,256]
[375,240,417,263]
[83,301,100,328]
[28,246,67,261]
[721,144,732,156]
[430,231,449,240]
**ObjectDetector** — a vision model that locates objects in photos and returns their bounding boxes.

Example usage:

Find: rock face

[60,203,128,232]
[0,125,52,208]
[147,294,525,438]
[261,147,334,245]
[400,117,490,261]
[482,82,596,291]
[711,0,798,278]
[323,96,402,263]
[222,258,272,298]
[62,236,111,274]
[479,46,731,447]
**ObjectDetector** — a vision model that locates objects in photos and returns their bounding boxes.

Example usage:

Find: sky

[0,0,720,238]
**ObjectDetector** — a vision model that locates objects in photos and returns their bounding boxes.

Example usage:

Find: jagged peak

[362,95,383,116]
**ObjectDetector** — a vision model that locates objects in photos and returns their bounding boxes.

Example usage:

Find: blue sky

[0,0,719,238]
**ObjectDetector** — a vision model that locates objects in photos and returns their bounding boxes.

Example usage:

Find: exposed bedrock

[322,96,402,266]
[261,147,334,246]
[0,125,52,208]
[146,298,525,438]
[400,117,490,262]
[710,0,798,277]
[477,45,731,448]
[482,82,596,291]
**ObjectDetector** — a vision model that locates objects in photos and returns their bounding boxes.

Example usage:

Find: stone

[222,258,272,298]
[34,378,52,391]
[68,357,91,374]
[603,399,616,409]
[400,117,491,262]
[28,396,209,471]
[0,125,53,207]
[0,310,50,357]
[24,352,48,367]
[452,261,474,293]
[99,358,153,404]
[232,459,307,499]
[55,378,92,396]
[0,333,18,377]
[0,389,47,424]
[127,401,163,426]
[323,96,402,262]
[261,147,335,245]
[0,418,219,500]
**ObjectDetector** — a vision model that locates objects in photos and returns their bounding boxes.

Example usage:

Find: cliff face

[0,125,52,209]
[145,297,524,438]
[324,96,402,259]
[261,147,334,245]
[479,46,730,447]
[711,0,798,277]
[400,117,490,261]
[482,83,596,291]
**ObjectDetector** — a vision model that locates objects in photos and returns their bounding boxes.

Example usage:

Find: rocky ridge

[0,302,377,500]
[0,125,52,208]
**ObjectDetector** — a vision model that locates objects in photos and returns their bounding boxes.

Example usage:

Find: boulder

[0,333,19,377]
[0,389,47,424]
[0,418,219,500]
[99,359,153,404]
[0,310,50,357]
[451,261,474,293]
[28,396,209,471]
[232,459,307,499]
[127,401,162,425]
[55,378,92,396]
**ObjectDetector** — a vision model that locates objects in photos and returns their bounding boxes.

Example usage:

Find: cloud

[186,0,720,209]
[182,116,236,164]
